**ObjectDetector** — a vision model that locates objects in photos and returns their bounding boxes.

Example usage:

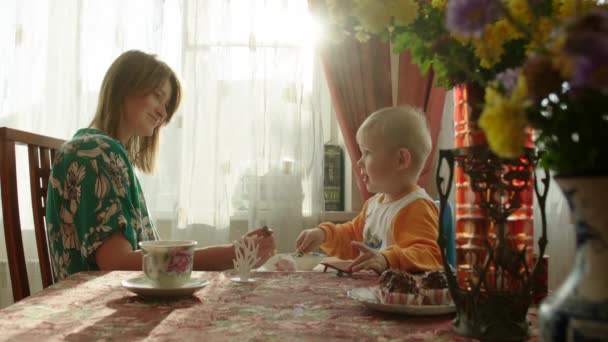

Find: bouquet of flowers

[326,0,608,174]
[476,4,608,175]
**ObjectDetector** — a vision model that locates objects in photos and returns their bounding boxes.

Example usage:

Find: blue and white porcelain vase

[539,176,608,341]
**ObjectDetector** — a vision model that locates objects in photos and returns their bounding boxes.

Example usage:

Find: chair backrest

[0,127,65,302]
[435,199,455,267]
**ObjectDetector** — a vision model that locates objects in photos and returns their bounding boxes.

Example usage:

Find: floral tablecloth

[0,271,538,341]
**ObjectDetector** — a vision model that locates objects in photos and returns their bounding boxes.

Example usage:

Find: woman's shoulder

[67,128,123,149]
[59,129,125,156]
[54,128,128,167]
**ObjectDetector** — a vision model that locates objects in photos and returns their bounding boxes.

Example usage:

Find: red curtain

[396,52,446,190]
[319,37,393,201]
[310,0,446,201]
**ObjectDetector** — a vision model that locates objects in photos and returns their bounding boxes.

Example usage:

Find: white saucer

[230,277,256,283]
[348,287,456,316]
[121,277,209,297]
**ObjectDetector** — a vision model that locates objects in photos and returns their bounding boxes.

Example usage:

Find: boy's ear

[396,148,412,170]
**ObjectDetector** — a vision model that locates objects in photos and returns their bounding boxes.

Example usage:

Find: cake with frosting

[420,270,448,289]
[375,269,452,306]
[379,270,420,294]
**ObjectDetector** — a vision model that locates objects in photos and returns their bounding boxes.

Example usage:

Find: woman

[46,50,275,281]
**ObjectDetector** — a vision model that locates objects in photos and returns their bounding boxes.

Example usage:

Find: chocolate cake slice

[420,270,448,289]
[378,270,420,294]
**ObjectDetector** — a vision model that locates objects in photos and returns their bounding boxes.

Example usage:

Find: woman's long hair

[90,50,182,173]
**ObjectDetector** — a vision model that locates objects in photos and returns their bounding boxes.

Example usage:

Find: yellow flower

[473,20,514,69]
[498,18,525,41]
[479,77,530,158]
[354,0,392,34]
[554,0,575,18]
[450,32,470,45]
[552,0,564,17]
[529,17,554,51]
[431,0,447,9]
[391,0,419,26]
[511,73,530,102]
[554,0,599,19]
[508,0,533,25]
[355,30,372,42]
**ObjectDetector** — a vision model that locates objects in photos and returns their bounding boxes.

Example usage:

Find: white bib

[362,188,434,251]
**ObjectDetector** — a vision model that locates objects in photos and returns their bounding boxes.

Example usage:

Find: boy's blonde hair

[89,50,182,174]
[357,106,431,178]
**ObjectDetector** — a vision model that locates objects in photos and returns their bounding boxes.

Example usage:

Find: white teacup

[139,240,197,288]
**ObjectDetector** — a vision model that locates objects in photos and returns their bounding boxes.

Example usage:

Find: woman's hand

[244,226,276,267]
[349,241,388,274]
[295,227,325,254]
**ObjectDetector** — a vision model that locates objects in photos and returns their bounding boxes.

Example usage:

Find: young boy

[295,106,442,274]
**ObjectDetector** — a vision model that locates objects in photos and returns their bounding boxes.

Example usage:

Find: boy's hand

[244,226,276,267]
[295,228,325,254]
[349,241,388,274]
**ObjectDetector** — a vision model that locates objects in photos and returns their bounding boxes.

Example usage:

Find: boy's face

[356,128,399,194]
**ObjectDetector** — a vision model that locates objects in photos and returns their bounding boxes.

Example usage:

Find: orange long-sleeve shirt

[319,188,443,272]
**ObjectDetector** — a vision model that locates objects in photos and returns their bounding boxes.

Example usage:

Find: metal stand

[436,146,550,341]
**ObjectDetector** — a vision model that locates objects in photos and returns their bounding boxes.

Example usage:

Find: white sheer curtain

[139,0,324,252]
[0,0,324,306]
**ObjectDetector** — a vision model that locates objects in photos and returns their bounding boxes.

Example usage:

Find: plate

[230,277,257,283]
[121,277,209,297]
[348,287,456,316]
[260,253,325,272]
[294,253,325,271]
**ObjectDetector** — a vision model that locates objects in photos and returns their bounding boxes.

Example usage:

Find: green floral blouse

[46,128,158,281]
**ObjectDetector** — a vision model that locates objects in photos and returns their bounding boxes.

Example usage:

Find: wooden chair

[0,127,65,302]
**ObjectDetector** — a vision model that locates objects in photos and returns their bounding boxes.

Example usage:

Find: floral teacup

[139,240,197,288]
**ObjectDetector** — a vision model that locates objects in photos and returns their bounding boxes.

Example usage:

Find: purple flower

[570,52,608,89]
[446,0,503,37]
[495,69,519,94]
[564,10,608,89]
[564,30,608,88]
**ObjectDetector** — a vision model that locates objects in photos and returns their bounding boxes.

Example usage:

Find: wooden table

[0,271,539,341]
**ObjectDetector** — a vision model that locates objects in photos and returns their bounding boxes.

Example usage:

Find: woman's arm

[193,244,236,271]
[95,232,143,270]
[200,226,276,270]
[95,233,235,271]
[96,226,276,271]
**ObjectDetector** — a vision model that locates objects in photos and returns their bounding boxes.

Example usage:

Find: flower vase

[538,176,608,341]
[437,147,545,341]
[453,83,486,148]
[434,83,544,341]
[452,85,536,287]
